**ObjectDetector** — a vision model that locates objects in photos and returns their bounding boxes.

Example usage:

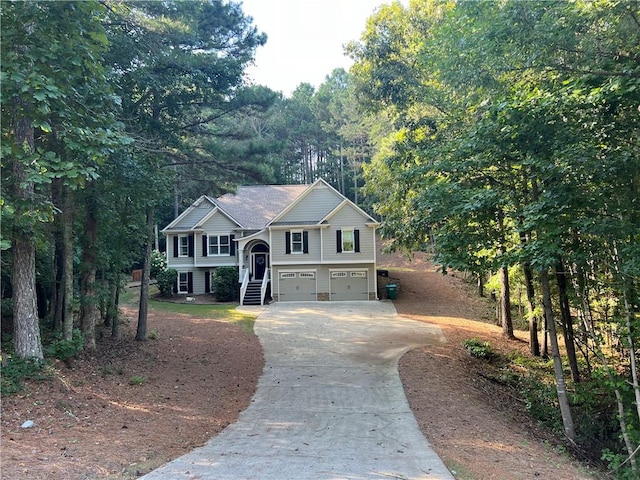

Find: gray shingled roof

[214,184,308,229]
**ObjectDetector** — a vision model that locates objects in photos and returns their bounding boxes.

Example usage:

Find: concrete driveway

[140,301,454,480]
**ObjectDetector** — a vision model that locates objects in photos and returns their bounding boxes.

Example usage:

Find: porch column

[238,247,245,282]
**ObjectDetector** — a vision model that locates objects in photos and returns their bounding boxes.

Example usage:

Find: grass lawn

[148,299,256,333]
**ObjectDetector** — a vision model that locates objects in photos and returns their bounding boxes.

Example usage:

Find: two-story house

[161,178,379,305]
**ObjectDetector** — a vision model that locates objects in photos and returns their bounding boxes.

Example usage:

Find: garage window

[299,272,315,279]
[280,272,296,279]
[332,271,347,278]
[351,272,367,278]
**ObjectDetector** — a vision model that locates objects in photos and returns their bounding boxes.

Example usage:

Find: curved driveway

[141,301,454,480]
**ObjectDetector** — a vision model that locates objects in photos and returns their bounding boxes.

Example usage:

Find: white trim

[329,267,369,273]
[208,234,231,256]
[278,268,317,273]
[194,206,241,230]
[162,195,215,232]
[290,229,304,254]
[277,268,318,302]
[271,260,376,266]
[318,196,379,225]
[268,178,324,225]
[341,228,355,253]
[251,251,269,280]
[178,235,189,257]
[328,268,370,301]
[177,271,189,294]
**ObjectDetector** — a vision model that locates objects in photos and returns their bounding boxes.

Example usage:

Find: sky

[240,0,396,96]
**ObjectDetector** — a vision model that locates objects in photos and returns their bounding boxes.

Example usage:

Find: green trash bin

[385,284,397,300]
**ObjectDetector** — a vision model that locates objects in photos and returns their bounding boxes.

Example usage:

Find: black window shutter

[188,234,194,257]
[204,270,210,293]
[230,234,236,256]
[303,231,309,254]
[354,229,360,253]
[202,235,208,257]
[285,231,291,254]
[336,230,342,253]
[187,272,193,293]
[173,236,179,257]
[173,278,178,294]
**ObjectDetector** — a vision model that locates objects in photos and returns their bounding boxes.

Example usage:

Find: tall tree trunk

[11,115,44,360]
[136,209,154,341]
[613,244,640,431]
[540,269,576,442]
[541,311,549,358]
[79,191,98,350]
[110,274,121,338]
[576,272,638,473]
[52,179,64,331]
[523,262,540,356]
[555,261,580,383]
[12,235,44,360]
[62,185,75,341]
[499,264,515,339]
[477,273,484,297]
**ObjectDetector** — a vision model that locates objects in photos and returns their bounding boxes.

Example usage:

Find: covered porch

[237,233,271,306]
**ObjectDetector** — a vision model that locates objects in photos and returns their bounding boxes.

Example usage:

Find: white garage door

[278,271,317,302]
[330,271,369,301]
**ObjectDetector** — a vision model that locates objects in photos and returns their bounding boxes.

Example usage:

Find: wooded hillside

[2,1,638,477]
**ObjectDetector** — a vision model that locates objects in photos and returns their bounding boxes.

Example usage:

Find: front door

[253,253,268,280]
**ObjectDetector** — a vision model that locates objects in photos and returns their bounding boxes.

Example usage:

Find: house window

[341,229,355,253]
[179,235,189,257]
[291,231,303,253]
[336,228,360,253]
[178,272,189,293]
[286,230,308,254]
[209,235,230,256]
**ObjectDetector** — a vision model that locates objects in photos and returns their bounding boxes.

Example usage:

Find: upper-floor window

[209,235,230,256]
[336,228,360,253]
[285,230,308,254]
[341,229,355,253]
[291,231,303,253]
[172,234,193,258]
[179,235,189,257]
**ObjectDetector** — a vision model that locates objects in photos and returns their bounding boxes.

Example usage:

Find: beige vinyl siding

[270,228,321,264]
[276,185,342,223]
[190,268,207,294]
[196,213,239,267]
[323,205,376,263]
[175,203,214,229]
[166,234,194,269]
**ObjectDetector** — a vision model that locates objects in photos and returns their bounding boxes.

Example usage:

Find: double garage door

[277,270,369,302]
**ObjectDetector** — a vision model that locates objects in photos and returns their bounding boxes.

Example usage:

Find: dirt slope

[1,250,601,479]
[378,247,600,480]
